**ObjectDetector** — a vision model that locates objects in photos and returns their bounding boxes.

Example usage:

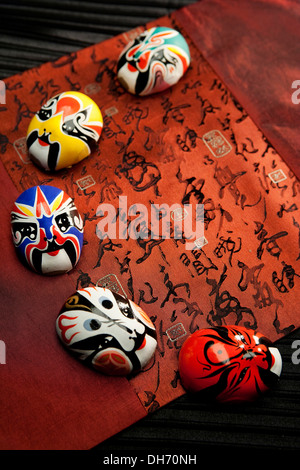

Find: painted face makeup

[178,326,282,403]
[56,286,157,376]
[11,185,84,275]
[27,91,103,171]
[117,26,191,96]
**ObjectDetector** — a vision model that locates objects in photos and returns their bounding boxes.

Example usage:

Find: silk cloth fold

[177,0,300,181]
[1,0,300,450]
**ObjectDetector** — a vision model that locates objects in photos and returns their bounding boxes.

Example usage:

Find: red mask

[178,326,282,403]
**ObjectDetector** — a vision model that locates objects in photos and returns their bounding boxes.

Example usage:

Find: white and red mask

[56,286,157,376]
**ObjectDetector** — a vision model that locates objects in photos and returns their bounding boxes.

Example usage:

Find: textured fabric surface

[0,0,300,456]
[178,0,300,181]
[0,157,147,450]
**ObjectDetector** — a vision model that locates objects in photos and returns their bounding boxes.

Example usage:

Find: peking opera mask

[26,91,103,171]
[56,286,157,376]
[11,185,84,275]
[117,26,191,96]
[178,326,282,403]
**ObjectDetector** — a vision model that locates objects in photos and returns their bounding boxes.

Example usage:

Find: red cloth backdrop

[1,0,300,449]
[177,0,300,181]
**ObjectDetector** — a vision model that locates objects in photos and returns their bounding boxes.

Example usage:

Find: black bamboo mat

[1,0,300,458]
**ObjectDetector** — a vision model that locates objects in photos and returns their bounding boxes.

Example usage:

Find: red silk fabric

[1,1,300,449]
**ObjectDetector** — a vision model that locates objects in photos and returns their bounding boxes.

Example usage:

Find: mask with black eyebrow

[37,95,60,121]
[26,91,103,171]
[11,185,83,275]
[56,286,157,376]
[112,291,135,319]
[61,106,99,147]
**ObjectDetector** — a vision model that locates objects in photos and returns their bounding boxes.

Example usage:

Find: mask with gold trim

[26,91,103,171]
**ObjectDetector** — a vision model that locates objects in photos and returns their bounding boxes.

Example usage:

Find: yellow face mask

[27,91,103,171]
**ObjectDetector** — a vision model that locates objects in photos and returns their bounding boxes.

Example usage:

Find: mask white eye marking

[98,297,114,310]
[55,213,71,232]
[11,222,38,245]
[83,318,101,331]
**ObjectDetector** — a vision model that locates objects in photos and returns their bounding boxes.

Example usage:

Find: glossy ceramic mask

[117,26,191,96]
[178,326,282,403]
[56,286,157,375]
[27,91,103,171]
[11,185,83,275]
